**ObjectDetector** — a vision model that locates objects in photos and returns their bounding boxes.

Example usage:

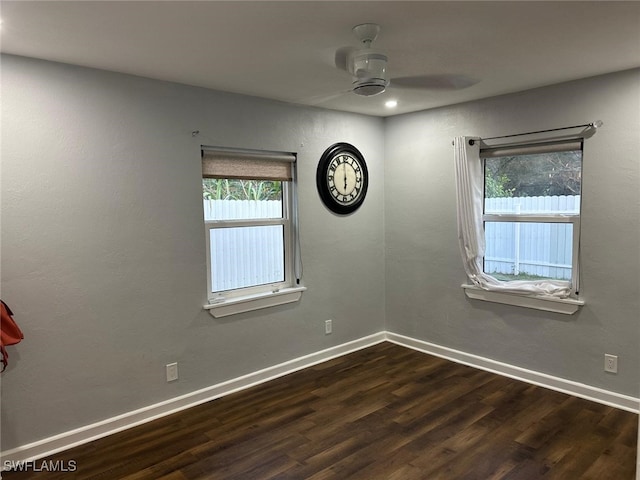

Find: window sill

[462,284,583,315]
[204,286,306,318]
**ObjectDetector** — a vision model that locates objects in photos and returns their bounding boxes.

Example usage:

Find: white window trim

[462,284,584,315]
[482,214,581,296]
[201,147,304,317]
[204,286,307,318]
[204,209,292,301]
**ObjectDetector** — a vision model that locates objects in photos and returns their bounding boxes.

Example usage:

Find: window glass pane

[484,150,582,214]
[484,222,573,281]
[203,179,283,220]
[209,225,285,292]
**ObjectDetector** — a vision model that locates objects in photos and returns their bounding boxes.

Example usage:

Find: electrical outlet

[604,354,618,373]
[325,319,332,335]
[166,362,178,382]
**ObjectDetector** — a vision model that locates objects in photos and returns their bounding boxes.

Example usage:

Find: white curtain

[453,136,571,298]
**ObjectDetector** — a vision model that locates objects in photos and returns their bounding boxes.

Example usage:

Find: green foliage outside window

[203,179,282,201]
[484,151,581,198]
[485,173,515,198]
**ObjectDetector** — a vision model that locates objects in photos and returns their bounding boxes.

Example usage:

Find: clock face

[328,153,364,205]
[316,143,368,215]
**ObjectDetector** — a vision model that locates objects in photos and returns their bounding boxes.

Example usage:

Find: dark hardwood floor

[3,342,637,479]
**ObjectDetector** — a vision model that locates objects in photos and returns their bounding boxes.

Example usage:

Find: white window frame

[454,136,586,314]
[482,141,583,296]
[201,147,305,317]
[482,213,580,291]
[204,183,292,299]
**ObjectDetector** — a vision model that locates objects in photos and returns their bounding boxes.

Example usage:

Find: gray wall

[1,55,638,453]
[384,68,640,397]
[0,55,386,449]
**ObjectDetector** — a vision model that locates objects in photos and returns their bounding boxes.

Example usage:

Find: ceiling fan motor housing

[349,50,389,96]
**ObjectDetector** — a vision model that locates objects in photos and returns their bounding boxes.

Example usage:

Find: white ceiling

[1,1,639,117]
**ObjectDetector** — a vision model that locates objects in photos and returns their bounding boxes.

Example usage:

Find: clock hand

[343,164,347,190]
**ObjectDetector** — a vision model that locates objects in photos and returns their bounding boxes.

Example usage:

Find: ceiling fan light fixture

[353,79,387,96]
[349,50,389,96]
[350,51,387,78]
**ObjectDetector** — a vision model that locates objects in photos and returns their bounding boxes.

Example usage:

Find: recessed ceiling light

[385,100,398,108]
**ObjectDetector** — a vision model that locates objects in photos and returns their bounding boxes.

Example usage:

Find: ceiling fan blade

[335,46,357,71]
[297,89,352,106]
[390,74,480,90]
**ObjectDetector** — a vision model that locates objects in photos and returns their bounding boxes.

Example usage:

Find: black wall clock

[316,143,369,215]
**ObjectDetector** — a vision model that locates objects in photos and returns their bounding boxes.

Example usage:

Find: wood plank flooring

[3,342,637,479]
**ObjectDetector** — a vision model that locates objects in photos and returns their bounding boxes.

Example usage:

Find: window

[454,136,585,314]
[482,140,582,293]
[201,147,304,317]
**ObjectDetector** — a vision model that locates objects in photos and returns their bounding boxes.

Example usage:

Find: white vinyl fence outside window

[204,199,285,292]
[484,195,580,280]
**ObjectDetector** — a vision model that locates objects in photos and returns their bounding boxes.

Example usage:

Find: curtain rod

[480,120,603,142]
[453,120,603,146]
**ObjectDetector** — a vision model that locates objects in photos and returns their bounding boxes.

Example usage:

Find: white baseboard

[386,331,640,414]
[0,332,386,465]
[2,330,637,466]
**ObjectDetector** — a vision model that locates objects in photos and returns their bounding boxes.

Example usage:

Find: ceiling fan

[335,23,479,97]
